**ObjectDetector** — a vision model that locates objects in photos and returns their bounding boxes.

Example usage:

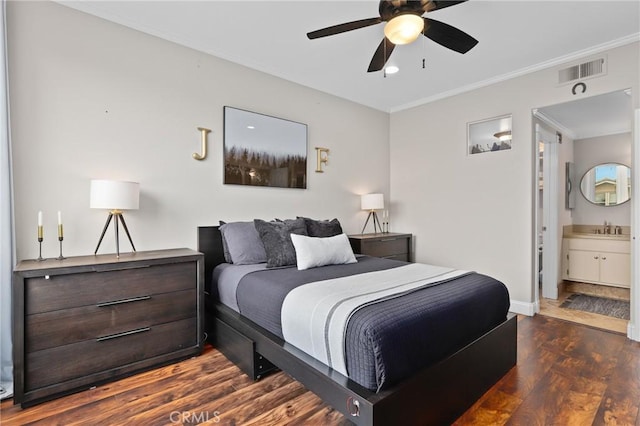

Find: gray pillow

[299,217,343,237]
[254,218,307,268]
[218,221,232,263]
[219,221,267,265]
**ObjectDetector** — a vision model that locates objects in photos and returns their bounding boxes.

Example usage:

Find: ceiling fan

[307,0,478,72]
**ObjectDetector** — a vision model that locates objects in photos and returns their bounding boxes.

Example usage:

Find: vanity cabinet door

[599,252,631,288]
[567,249,600,282]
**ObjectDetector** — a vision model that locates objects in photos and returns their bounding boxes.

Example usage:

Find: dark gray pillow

[254,218,307,268]
[218,221,232,263]
[299,217,343,237]
[219,221,267,265]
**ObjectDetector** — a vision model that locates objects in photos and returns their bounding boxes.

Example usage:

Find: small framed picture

[467,114,512,155]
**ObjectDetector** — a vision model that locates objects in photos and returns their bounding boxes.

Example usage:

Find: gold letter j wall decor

[315,147,329,172]
[192,127,211,161]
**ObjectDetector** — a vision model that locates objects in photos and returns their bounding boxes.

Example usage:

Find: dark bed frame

[198,226,517,425]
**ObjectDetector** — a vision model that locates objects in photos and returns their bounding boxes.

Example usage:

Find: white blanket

[280,263,468,376]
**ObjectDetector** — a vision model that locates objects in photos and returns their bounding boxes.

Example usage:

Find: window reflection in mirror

[580,163,631,206]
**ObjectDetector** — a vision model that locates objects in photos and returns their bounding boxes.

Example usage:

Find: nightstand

[348,233,412,262]
[12,248,204,407]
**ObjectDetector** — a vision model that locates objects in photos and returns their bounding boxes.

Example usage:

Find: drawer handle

[96,327,150,342]
[97,295,151,307]
[379,238,399,242]
[93,264,151,273]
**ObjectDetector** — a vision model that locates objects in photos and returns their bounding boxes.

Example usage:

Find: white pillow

[290,233,357,271]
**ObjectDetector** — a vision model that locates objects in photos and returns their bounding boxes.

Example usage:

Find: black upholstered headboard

[197,226,226,293]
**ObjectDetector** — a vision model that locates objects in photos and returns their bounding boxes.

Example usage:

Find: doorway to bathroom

[533,90,633,334]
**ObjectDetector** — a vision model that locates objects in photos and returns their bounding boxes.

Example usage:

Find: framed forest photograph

[223,107,307,189]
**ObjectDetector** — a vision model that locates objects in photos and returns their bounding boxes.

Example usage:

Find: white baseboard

[628,322,640,342]
[509,299,536,316]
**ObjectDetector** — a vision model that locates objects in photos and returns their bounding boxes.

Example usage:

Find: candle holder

[57,224,65,260]
[37,226,46,261]
[37,237,45,261]
[57,236,65,260]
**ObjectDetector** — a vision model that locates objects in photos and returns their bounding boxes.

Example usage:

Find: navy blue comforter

[233,256,510,391]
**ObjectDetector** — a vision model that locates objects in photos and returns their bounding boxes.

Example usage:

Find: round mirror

[580,163,631,206]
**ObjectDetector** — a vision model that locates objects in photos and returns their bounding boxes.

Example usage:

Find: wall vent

[558,57,606,85]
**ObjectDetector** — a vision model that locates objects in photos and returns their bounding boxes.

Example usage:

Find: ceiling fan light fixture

[384,14,424,45]
[494,130,512,142]
[385,65,399,74]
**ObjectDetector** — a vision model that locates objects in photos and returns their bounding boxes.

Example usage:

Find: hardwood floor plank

[592,341,640,426]
[214,380,307,424]
[452,389,522,426]
[496,346,559,400]
[300,405,352,426]
[551,375,607,425]
[506,370,573,425]
[2,315,639,425]
[1,350,225,424]
[240,388,325,425]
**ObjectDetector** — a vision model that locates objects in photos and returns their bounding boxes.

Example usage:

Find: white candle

[57,211,63,239]
[38,211,43,226]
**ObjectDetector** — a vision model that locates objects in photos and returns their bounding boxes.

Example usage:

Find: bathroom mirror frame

[579,162,631,206]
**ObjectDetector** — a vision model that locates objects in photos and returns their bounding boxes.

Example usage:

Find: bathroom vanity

[562,226,630,288]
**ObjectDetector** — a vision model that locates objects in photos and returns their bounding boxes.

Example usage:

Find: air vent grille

[558,58,606,84]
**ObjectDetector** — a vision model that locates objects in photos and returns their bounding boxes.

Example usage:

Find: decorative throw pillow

[290,233,357,270]
[254,218,307,268]
[219,221,267,265]
[299,217,343,237]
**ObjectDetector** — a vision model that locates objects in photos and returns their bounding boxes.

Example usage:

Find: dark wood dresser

[348,233,412,262]
[12,248,204,407]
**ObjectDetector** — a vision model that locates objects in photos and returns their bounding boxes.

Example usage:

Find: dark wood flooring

[2,315,639,425]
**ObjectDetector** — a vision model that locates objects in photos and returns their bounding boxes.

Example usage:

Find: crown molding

[390,33,640,113]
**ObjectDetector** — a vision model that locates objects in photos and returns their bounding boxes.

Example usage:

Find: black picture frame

[223,107,307,189]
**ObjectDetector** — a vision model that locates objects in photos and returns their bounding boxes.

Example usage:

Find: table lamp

[90,179,139,257]
[360,193,384,234]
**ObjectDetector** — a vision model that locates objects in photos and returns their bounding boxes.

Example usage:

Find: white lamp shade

[384,14,424,45]
[361,193,384,211]
[90,180,140,210]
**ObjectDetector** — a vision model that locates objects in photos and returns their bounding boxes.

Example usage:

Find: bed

[198,224,516,425]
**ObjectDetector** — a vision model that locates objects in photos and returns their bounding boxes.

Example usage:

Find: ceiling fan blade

[368,38,395,72]
[428,1,468,12]
[423,18,478,54]
[307,17,382,39]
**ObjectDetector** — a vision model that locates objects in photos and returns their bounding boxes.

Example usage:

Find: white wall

[573,132,632,226]
[390,42,639,306]
[7,1,390,261]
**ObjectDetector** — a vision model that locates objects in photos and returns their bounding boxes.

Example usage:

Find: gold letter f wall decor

[315,147,329,172]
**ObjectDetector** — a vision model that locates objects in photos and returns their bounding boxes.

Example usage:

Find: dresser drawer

[349,233,412,261]
[361,237,408,257]
[25,317,197,391]
[26,262,196,314]
[26,289,196,352]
